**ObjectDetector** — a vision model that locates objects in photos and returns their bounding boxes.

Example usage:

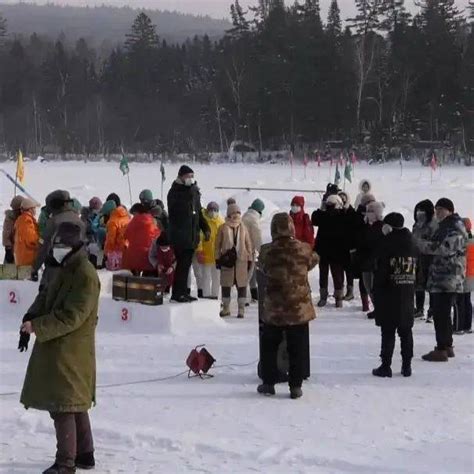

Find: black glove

[18,331,30,352]
[30,271,39,282]
[4,247,14,264]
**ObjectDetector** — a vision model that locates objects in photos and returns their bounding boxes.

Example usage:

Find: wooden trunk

[112,274,128,301]
[126,276,164,306]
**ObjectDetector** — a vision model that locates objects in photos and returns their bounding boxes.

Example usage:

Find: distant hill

[0,3,231,46]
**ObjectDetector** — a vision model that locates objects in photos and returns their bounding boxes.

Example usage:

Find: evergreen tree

[0,12,7,47]
[327,0,342,37]
[125,13,159,53]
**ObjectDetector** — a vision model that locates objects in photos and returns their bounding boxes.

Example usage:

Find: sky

[1,0,470,20]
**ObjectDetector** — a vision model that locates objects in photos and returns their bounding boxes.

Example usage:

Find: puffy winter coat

[311,208,348,264]
[259,213,319,326]
[2,209,18,248]
[21,249,100,413]
[167,180,210,250]
[123,213,160,273]
[104,206,130,255]
[215,218,253,288]
[197,210,225,265]
[373,228,417,329]
[419,214,467,293]
[465,236,474,292]
[354,179,372,210]
[14,212,40,266]
[290,196,314,247]
[355,220,385,272]
[81,207,101,244]
[242,208,263,254]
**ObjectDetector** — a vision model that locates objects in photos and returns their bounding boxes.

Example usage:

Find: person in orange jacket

[123,204,161,275]
[14,198,40,266]
[102,200,130,270]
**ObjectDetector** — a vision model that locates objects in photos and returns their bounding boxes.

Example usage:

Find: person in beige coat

[215,204,253,318]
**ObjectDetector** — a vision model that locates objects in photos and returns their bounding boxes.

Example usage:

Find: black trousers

[380,325,413,365]
[261,323,308,388]
[172,247,194,298]
[415,290,433,314]
[431,293,455,350]
[453,292,473,332]
[319,257,344,291]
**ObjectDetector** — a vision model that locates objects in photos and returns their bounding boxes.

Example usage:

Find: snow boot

[257,384,275,396]
[367,310,376,320]
[372,364,392,378]
[219,298,231,318]
[197,289,203,299]
[446,346,455,358]
[75,452,95,470]
[237,298,246,318]
[317,288,328,308]
[43,465,76,474]
[335,290,344,308]
[290,387,303,399]
[344,286,354,301]
[361,294,370,312]
[250,287,259,303]
[422,348,448,362]
[401,360,412,377]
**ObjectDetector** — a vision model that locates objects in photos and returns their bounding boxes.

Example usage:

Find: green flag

[160,162,166,182]
[334,163,341,185]
[119,156,129,176]
[344,162,352,183]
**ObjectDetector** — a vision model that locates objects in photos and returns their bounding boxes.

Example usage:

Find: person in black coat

[312,194,347,308]
[167,165,210,303]
[372,213,417,378]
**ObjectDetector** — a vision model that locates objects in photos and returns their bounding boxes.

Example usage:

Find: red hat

[291,196,305,208]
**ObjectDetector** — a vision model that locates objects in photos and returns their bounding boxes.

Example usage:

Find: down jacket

[104,206,130,255]
[14,212,40,266]
[242,208,263,255]
[290,196,315,247]
[196,210,225,265]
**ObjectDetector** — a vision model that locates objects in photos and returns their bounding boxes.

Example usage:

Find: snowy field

[0,160,473,473]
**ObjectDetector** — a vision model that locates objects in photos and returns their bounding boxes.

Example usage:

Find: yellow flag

[16,149,25,184]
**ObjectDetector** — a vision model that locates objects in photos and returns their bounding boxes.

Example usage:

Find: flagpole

[127,173,133,207]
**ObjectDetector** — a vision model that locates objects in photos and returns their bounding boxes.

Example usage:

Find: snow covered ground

[0,160,473,473]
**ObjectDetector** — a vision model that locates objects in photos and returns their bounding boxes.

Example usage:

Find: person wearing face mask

[195,202,225,299]
[311,194,347,308]
[215,204,253,318]
[289,196,314,247]
[412,199,437,321]
[14,198,40,267]
[242,199,265,302]
[167,165,211,303]
[355,201,385,318]
[418,198,468,362]
[372,213,417,378]
[18,222,100,474]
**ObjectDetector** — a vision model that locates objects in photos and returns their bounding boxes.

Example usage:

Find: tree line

[0,0,472,158]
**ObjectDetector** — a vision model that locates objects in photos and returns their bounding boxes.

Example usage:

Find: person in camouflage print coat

[257,213,319,399]
[416,198,468,362]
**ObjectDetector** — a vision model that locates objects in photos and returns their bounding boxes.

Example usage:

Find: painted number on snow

[121,308,130,322]
[9,291,18,304]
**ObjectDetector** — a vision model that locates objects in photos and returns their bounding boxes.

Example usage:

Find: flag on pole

[400,152,403,177]
[351,151,357,165]
[160,161,166,182]
[16,150,25,184]
[339,153,344,167]
[119,156,129,176]
[317,153,321,167]
[303,154,308,167]
[335,163,341,185]
[344,162,352,183]
[430,154,437,171]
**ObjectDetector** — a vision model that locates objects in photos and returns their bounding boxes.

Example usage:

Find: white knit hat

[326,194,343,209]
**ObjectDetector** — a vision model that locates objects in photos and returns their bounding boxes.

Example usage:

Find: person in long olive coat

[19,222,100,474]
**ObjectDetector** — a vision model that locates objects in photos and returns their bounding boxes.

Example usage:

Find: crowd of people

[1,164,472,473]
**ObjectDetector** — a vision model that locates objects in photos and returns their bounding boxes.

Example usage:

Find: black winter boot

[257,384,275,396]
[290,387,303,399]
[401,360,412,377]
[317,289,328,307]
[344,286,354,301]
[43,464,76,474]
[250,287,259,303]
[372,364,392,378]
[197,289,203,299]
[76,452,95,470]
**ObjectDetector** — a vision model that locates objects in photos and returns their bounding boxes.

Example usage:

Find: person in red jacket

[149,232,177,293]
[289,196,314,248]
[123,204,160,276]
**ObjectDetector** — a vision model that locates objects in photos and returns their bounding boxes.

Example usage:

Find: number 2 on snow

[9,291,17,304]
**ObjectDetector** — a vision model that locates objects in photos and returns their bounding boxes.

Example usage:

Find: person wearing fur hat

[167,165,211,303]
[33,190,86,287]
[417,198,467,361]
[19,222,100,474]
[354,179,373,210]
[289,196,314,247]
[258,213,319,399]
[2,195,25,264]
[243,199,265,302]
[311,194,347,308]
[194,202,225,299]
[372,213,417,378]
[14,198,40,267]
[453,217,473,334]
[412,199,437,321]
[215,204,253,318]
[355,201,385,317]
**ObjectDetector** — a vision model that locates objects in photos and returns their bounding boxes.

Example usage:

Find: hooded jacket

[259,213,318,326]
[14,212,40,266]
[197,209,225,264]
[290,196,315,247]
[104,206,130,255]
[242,208,263,254]
[354,179,372,210]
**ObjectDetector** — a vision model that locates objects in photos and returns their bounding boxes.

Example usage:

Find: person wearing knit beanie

[227,203,241,218]
[100,200,117,217]
[250,199,265,215]
[435,198,455,222]
[383,212,405,234]
[88,197,102,211]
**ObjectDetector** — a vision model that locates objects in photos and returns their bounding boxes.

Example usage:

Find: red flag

[303,154,308,167]
[351,151,357,164]
[317,153,321,167]
[430,154,437,171]
[339,153,344,166]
